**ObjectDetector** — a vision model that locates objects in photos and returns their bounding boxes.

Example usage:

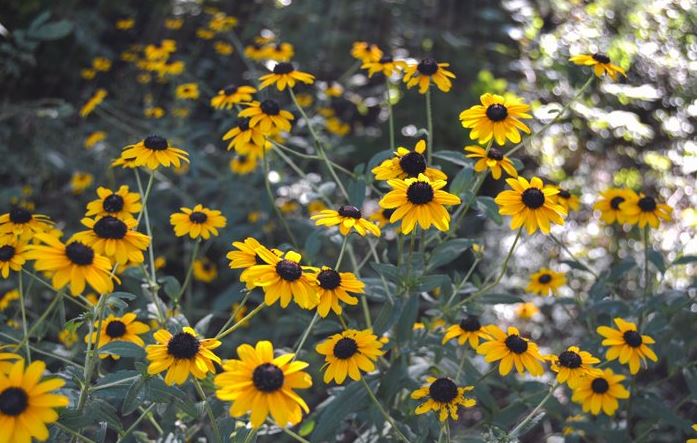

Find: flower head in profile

[411,376,476,421]
[515,302,540,319]
[86,312,150,359]
[311,205,381,237]
[459,93,532,145]
[555,188,580,212]
[379,173,461,235]
[571,368,630,415]
[313,266,364,317]
[230,154,259,175]
[222,117,271,156]
[526,267,566,296]
[84,131,107,149]
[596,318,657,374]
[259,62,315,91]
[547,346,601,388]
[495,176,567,234]
[464,145,518,180]
[477,325,545,376]
[215,341,312,428]
[120,135,189,170]
[0,289,19,311]
[593,188,636,225]
[0,207,53,241]
[619,193,672,229]
[211,84,257,110]
[361,55,406,77]
[266,42,295,62]
[372,139,447,182]
[369,208,396,229]
[569,53,626,80]
[442,315,491,350]
[402,58,455,94]
[315,329,385,384]
[70,171,94,194]
[170,204,227,240]
[351,41,382,63]
[85,186,142,220]
[239,100,295,134]
[146,326,221,385]
[80,88,108,118]
[73,216,150,265]
[0,236,28,279]
[193,258,217,283]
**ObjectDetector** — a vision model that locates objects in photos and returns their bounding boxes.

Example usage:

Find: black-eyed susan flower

[213,41,234,55]
[241,249,318,309]
[688,424,697,443]
[80,88,108,118]
[315,329,385,384]
[70,171,93,194]
[73,216,150,265]
[402,58,455,94]
[494,176,567,235]
[227,237,275,270]
[369,208,395,229]
[571,368,630,416]
[362,55,406,77]
[0,207,52,240]
[596,318,657,374]
[85,186,142,220]
[307,200,329,216]
[215,340,312,428]
[311,206,381,237]
[210,85,257,110]
[325,117,350,137]
[442,315,491,350]
[515,302,540,319]
[92,57,111,72]
[26,233,115,296]
[222,117,270,155]
[193,258,217,283]
[464,145,518,180]
[58,328,78,348]
[619,193,672,229]
[111,153,139,169]
[266,42,295,62]
[378,173,461,235]
[143,106,165,119]
[477,325,545,376]
[86,312,150,359]
[0,359,70,442]
[526,267,566,296]
[146,326,221,385]
[459,93,532,146]
[0,352,22,373]
[411,376,476,421]
[547,346,601,388]
[372,139,447,182]
[259,62,315,91]
[115,18,135,30]
[0,289,19,311]
[593,188,636,225]
[556,189,581,212]
[120,135,189,170]
[230,154,259,175]
[569,53,626,80]
[170,204,227,240]
[83,131,106,149]
[164,17,183,30]
[0,236,28,279]
[239,100,295,134]
[351,41,382,63]
[175,83,200,100]
[314,266,364,318]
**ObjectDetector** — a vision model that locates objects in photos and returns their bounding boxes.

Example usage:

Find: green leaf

[414,274,449,292]
[122,377,145,415]
[561,259,590,272]
[161,276,181,300]
[396,294,419,342]
[312,382,369,441]
[92,398,124,432]
[608,258,636,281]
[480,293,523,304]
[428,238,474,269]
[348,179,366,207]
[28,20,74,40]
[369,262,401,282]
[449,167,474,196]
[648,249,666,273]
[367,149,392,171]
[304,230,322,259]
[476,196,502,224]
[99,341,146,359]
[433,150,471,167]
[299,419,315,437]
[145,377,198,417]
[671,255,696,267]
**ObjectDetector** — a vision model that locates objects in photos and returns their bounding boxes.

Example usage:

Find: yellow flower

[85,185,142,220]
[369,208,395,229]
[120,135,189,170]
[175,83,200,100]
[362,55,406,77]
[266,42,295,62]
[213,41,234,55]
[372,139,447,182]
[515,302,539,319]
[571,368,630,415]
[476,325,545,376]
[351,41,382,63]
[325,117,350,136]
[86,312,150,359]
[315,329,385,384]
[311,205,381,237]
[0,207,53,241]
[0,289,19,311]
[313,266,364,317]
[195,28,215,40]
[259,62,315,91]
[144,106,165,119]
[464,145,518,180]
[222,117,270,155]
[230,154,259,175]
[495,176,567,235]
[115,18,135,30]
[26,233,116,296]
[146,326,221,385]
[81,68,96,80]
[244,43,269,61]
[411,377,476,421]
[688,424,697,443]
[170,204,227,240]
[73,216,150,265]
[58,328,78,348]
[208,14,238,32]
[92,57,111,72]
[241,249,318,309]
[227,237,277,278]
[164,17,183,30]
[619,193,672,229]
[442,315,491,350]
[378,173,461,235]
[70,171,93,194]
[596,318,657,374]
[84,131,107,149]
[593,188,637,225]
[459,93,532,146]
[215,341,312,428]
[307,200,328,215]
[526,267,566,296]
[0,352,21,373]
[211,85,257,110]
[193,258,217,283]
[555,188,580,212]
[80,88,107,118]
[0,360,70,442]
[0,236,28,279]
[569,53,626,80]
[547,346,601,388]
[402,58,455,94]
[239,100,295,134]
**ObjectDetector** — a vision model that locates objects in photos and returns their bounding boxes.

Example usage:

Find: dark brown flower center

[522,188,545,209]
[459,315,481,332]
[487,148,504,160]
[558,350,583,368]
[610,196,625,210]
[333,337,358,359]
[237,117,251,131]
[9,207,31,224]
[558,190,571,199]
[252,363,284,392]
[417,57,438,75]
[223,84,238,95]
[0,246,15,262]
[273,62,294,74]
[505,334,528,354]
[167,332,200,359]
[399,151,427,176]
[93,216,128,239]
[65,242,94,265]
[276,259,302,281]
[189,212,208,224]
[592,53,611,64]
[106,320,127,338]
[638,196,657,212]
[486,104,508,122]
[407,181,434,204]
[0,387,28,416]
[538,274,552,284]
[338,205,361,219]
[379,55,393,64]
[429,377,458,403]
[382,208,395,219]
[318,269,341,290]
[260,100,280,116]
[143,135,169,150]
[591,378,609,393]
[623,330,642,347]
[102,194,125,213]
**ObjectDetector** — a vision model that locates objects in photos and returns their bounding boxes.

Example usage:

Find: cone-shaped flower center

[333,337,358,359]
[429,377,458,403]
[252,363,284,392]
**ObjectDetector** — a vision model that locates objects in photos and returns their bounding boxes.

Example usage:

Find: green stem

[508,383,558,438]
[174,239,201,306]
[76,292,109,412]
[279,425,311,443]
[193,379,223,443]
[215,303,265,340]
[54,422,97,443]
[12,293,60,353]
[117,403,155,442]
[336,235,350,269]
[262,148,298,248]
[445,258,480,308]
[386,78,395,151]
[18,272,30,362]
[426,87,433,165]
[360,378,410,443]
[216,291,251,336]
[550,234,598,278]
[293,312,319,357]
